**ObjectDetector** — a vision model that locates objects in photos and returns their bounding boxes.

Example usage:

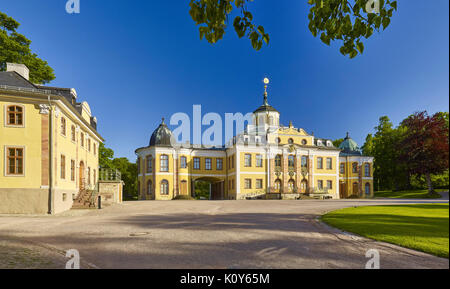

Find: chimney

[6,63,30,81]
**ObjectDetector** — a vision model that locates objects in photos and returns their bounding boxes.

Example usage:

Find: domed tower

[252,78,280,130]
[339,132,362,156]
[149,118,174,147]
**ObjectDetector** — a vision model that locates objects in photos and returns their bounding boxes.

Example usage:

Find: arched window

[61,117,66,136]
[274,179,281,191]
[6,105,24,126]
[352,162,358,173]
[365,163,370,177]
[365,183,371,196]
[288,179,295,192]
[275,155,282,167]
[288,155,295,168]
[301,156,308,168]
[147,180,153,195]
[160,155,169,172]
[160,180,169,195]
[71,125,76,142]
[80,133,85,147]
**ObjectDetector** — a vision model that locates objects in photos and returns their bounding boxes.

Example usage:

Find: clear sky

[1,0,448,161]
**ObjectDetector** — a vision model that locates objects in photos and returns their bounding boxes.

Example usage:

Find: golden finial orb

[263,77,270,85]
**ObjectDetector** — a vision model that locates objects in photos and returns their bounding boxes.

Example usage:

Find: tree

[99,143,138,200]
[400,111,449,195]
[0,11,55,84]
[333,138,344,147]
[189,0,397,58]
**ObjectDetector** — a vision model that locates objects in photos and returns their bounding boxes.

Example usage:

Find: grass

[375,189,448,199]
[322,204,449,258]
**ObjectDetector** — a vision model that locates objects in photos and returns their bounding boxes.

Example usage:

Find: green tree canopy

[0,11,55,84]
[189,0,397,58]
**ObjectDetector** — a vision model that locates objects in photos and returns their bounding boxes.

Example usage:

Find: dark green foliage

[194,181,211,199]
[0,11,55,84]
[99,143,138,201]
[332,138,344,147]
[363,112,449,192]
[188,0,397,57]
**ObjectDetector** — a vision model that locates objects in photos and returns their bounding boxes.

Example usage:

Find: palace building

[135,79,374,201]
[0,63,103,214]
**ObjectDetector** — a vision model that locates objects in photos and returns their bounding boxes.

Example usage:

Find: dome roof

[149,118,173,147]
[339,133,361,155]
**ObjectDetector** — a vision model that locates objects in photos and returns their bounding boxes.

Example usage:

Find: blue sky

[1,0,448,161]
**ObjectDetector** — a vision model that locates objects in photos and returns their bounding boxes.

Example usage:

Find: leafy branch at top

[189,0,397,58]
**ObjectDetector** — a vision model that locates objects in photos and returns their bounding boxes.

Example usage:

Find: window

[326,158,332,170]
[71,126,76,142]
[274,179,281,190]
[288,179,295,191]
[244,179,252,189]
[318,180,323,190]
[180,156,187,169]
[288,155,295,168]
[256,179,263,189]
[93,143,97,155]
[71,160,75,181]
[205,158,212,170]
[6,105,23,126]
[340,163,345,174]
[232,155,235,168]
[137,158,141,174]
[93,169,96,185]
[301,139,307,145]
[216,158,223,170]
[327,180,333,190]
[244,154,252,167]
[193,157,200,170]
[80,133,85,147]
[87,167,91,185]
[161,180,169,195]
[256,154,263,167]
[147,180,153,195]
[88,139,91,152]
[61,117,66,136]
[146,155,153,173]
[160,155,169,172]
[365,183,371,195]
[275,155,282,167]
[60,155,66,179]
[288,138,294,144]
[6,147,24,175]
[365,163,371,177]
[352,162,358,173]
[301,156,308,168]
[317,157,323,169]
[276,137,281,144]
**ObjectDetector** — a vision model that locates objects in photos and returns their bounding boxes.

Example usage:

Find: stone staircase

[72,189,98,209]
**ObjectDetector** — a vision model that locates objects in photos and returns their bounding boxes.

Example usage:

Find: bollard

[98,195,102,209]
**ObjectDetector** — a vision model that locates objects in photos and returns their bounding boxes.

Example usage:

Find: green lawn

[375,189,448,199]
[322,204,449,258]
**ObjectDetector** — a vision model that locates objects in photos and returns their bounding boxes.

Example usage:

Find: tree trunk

[425,173,434,196]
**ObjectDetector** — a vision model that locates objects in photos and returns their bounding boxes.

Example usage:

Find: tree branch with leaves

[189,0,397,58]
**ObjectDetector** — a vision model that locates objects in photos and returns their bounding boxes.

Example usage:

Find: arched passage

[192,176,225,200]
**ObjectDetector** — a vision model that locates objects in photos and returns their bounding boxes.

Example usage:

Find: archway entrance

[79,161,85,190]
[340,182,346,198]
[192,177,225,200]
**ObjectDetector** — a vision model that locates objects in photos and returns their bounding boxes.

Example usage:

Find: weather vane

[263,77,270,105]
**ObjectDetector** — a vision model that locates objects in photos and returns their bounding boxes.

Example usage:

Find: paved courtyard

[0,199,448,269]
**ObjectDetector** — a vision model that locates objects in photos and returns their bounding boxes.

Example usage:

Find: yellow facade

[0,67,103,214]
[135,86,374,201]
